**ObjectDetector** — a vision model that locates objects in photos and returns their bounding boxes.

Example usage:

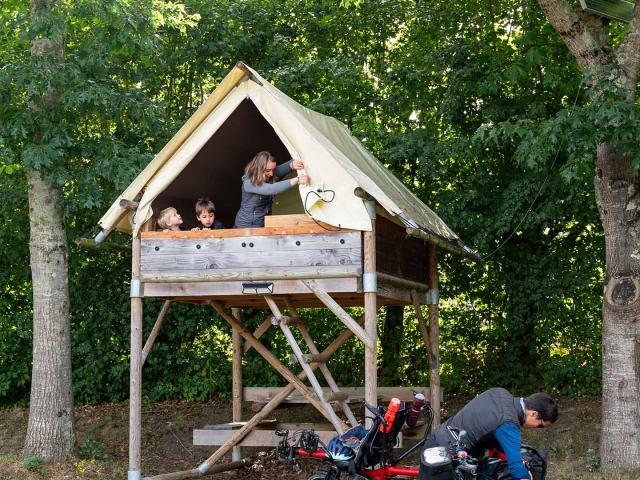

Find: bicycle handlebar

[362,400,387,426]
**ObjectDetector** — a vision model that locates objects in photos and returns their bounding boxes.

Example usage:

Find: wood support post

[129,233,143,480]
[209,302,338,425]
[142,300,172,366]
[231,308,243,462]
[242,316,272,354]
[427,244,441,427]
[143,457,252,480]
[363,200,378,428]
[264,296,345,433]
[196,311,360,469]
[411,290,431,352]
[301,279,374,349]
[284,298,358,427]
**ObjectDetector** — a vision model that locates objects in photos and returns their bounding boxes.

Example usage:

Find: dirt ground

[1,396,639,480]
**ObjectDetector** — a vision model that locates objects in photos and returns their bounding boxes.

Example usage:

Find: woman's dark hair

[524,393,558,423]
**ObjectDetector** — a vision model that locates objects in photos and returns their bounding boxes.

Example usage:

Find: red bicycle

[276,399,434,479]
[275,400,547,480]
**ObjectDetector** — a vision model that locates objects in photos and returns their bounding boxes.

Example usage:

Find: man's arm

[494,422,530,480]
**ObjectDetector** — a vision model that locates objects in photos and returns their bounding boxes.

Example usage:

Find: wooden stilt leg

[285,299,358,427]
[264,296,345,433]
[129,234,143,480]
[142,300,172,366]
[427,244,441,427]
[231,308,243,462]
[363,201,378,428]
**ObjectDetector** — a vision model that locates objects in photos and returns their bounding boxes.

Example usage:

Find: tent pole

[231,308,243,462]
[129,232,143,480]
[363,200,378,428]
[427,244,441,427]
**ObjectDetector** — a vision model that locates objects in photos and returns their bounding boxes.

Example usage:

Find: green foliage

[0,0,614,405]
[78,439,108,461]
[586,448,601,472]
[23,456,46,475]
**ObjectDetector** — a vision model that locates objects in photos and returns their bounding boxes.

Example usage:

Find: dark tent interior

[152,98,303,230]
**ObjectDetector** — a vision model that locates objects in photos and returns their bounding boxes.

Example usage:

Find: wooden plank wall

[376,216,428,284]
[140,231,362,276]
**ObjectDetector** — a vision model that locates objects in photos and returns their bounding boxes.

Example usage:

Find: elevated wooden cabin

[96,63,476,480]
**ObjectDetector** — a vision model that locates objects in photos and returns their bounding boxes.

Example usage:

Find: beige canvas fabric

[97,63,469,254]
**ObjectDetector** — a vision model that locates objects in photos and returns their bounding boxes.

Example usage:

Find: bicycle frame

[362,465,419,479]
[295,448,421,478]
[277,399,432,479]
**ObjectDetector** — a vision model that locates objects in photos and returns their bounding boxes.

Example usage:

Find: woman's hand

[289,174,310,187]
[291,159,304,170]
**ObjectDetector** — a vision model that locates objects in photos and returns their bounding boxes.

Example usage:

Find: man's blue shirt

[494,422,529,479]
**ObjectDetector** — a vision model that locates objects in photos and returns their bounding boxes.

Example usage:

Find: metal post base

[128,470,141,480]
[232,447,242,462]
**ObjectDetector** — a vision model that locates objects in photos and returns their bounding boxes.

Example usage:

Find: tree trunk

[535,0,640,469]
[595,144,640,469]
[24,0,74,461]
[23,169,76,460]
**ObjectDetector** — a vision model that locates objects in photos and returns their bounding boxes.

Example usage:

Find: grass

[1,397,639,479]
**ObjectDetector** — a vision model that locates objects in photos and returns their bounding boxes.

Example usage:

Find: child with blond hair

[157,207,183,231]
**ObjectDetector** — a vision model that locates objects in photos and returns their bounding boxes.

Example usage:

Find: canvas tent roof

[97,62,476,258]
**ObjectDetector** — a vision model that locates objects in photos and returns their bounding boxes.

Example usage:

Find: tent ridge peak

[96,62,475,259]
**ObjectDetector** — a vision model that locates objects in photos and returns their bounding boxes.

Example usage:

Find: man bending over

[418,388,558,480]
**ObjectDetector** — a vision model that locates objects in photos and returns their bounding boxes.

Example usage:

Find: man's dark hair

[524,392,558,423]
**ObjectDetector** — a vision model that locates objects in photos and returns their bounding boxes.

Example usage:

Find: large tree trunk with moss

[595,143,640,467]
[538,0,640,469]
[24,170,76,460]
[24,0,76,461]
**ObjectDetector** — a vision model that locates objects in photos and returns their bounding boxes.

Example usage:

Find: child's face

[166,209,183,229]
[197,210,215,228]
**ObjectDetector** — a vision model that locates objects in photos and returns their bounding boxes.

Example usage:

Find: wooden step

[193,422,337,447]
[193,422,409,448]
[244,386,433,404]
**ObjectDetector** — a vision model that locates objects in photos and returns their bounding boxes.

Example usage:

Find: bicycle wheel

[307,469,339,480]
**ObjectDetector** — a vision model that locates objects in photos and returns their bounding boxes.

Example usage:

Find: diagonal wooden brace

[264,295,345,433]
[209,302,339,426]
[284,298,358,427]
[199,308,361,469]
[142,300,172,366]
[242,315,272,354]
[302,279,374,349]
